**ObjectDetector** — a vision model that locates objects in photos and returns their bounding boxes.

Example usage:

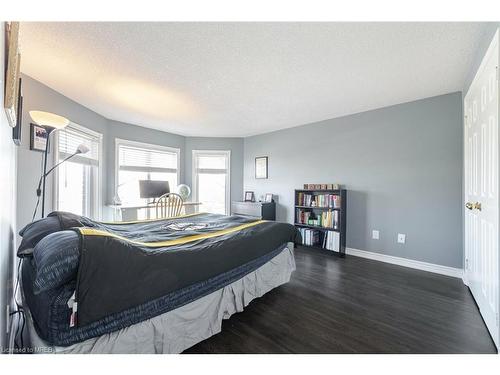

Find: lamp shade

[29,111,69,129]
[76,144,90,154]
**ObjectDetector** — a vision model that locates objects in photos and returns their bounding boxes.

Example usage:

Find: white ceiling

[20,22,487,137]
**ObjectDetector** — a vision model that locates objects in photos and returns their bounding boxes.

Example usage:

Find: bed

[18,211,299,353]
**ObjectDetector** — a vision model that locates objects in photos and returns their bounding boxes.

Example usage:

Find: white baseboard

[346,247,463,279]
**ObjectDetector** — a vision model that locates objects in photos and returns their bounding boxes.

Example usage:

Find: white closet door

[464,29,499,349]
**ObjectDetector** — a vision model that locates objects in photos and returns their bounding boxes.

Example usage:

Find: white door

[464,29,499,349]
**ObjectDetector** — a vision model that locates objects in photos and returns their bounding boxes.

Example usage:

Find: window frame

[114,138,181,205]
[192,149,231,215]
[53,122,103,219]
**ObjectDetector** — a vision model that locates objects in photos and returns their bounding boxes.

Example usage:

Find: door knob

[465,202,473,210]
[474,202,482,211]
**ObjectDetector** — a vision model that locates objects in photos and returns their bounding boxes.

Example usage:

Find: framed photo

[4,22,21,128]
[30,124,49,152]
[255,156,268,179]
[244,191,255,202]
[264,193,273,203]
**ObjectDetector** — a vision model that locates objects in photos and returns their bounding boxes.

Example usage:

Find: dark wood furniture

[294,188,347,256]
[231,201,276,220]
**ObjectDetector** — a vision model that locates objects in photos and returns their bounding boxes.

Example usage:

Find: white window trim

[114,138,181,202]
[192,149,231,215]
[53,122,103,219]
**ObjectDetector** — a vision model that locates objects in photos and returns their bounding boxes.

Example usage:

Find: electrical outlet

[397,233,406,244]
[372,230,379,240]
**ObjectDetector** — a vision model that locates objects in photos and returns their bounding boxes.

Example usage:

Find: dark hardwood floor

[185,246,497,354]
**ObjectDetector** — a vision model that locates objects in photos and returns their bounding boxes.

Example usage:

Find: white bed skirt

[26,244,295,354]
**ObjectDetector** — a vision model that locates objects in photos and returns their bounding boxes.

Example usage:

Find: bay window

[115,139,180,208]
[192,150,230,215]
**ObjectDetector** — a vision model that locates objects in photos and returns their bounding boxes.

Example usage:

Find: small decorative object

[4,22,21,128]
[30,124,50,152]
[244,191,255,202]
[176,184,191,201]
[321,184,327,190]
[264,193,273,203]
[255,156,268,179]
[327,184,333,190]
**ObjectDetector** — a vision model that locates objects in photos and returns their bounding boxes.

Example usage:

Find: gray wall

[185,137,244,205]
[17,75,244,226]
[243,93,463,268]
[0,22,18,351]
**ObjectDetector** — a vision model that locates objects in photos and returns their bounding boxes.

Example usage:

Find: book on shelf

[322,230,340,252]
[297,228,321,247]
[296,209,339,229]
[297,227,340,252]
[296,193,341,208]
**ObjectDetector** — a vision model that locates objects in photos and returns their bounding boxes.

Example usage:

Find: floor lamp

[29,111,70,219]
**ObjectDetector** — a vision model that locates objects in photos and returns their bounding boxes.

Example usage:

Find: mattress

[24,245,295,354]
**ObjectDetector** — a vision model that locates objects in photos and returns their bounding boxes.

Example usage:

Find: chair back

[155,193,184,218]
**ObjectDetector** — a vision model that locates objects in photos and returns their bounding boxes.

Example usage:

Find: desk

[107,202,202,221]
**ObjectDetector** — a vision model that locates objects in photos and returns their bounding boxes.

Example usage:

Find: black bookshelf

[294,188,347,257]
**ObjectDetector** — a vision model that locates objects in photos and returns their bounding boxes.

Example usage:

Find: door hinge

[465,258,469,270]
[496,313,499,327]
[496,66,499,81]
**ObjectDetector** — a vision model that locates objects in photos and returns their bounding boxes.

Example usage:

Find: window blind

[118,144,178,172]
[58,125,100,166]
[195,154,228,174]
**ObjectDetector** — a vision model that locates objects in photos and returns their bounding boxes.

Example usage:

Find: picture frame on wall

[4,22,21,128]
[244,191,255,202]
[255,156,268,179]
[30,124,49,152]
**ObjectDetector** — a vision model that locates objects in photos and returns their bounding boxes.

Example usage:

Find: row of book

[297,193,341,208]
[297,228,340,252]
[298,228,321,246]
[296,209,339,229]
[323,230,341,252]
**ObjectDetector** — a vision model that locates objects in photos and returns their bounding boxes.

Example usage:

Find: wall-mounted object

[12,76,22,145]
[30,123,49,152]
[255,156,268,179]
[4,22,21,128]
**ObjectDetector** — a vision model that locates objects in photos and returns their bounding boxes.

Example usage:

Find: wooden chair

[155,193,184,219]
